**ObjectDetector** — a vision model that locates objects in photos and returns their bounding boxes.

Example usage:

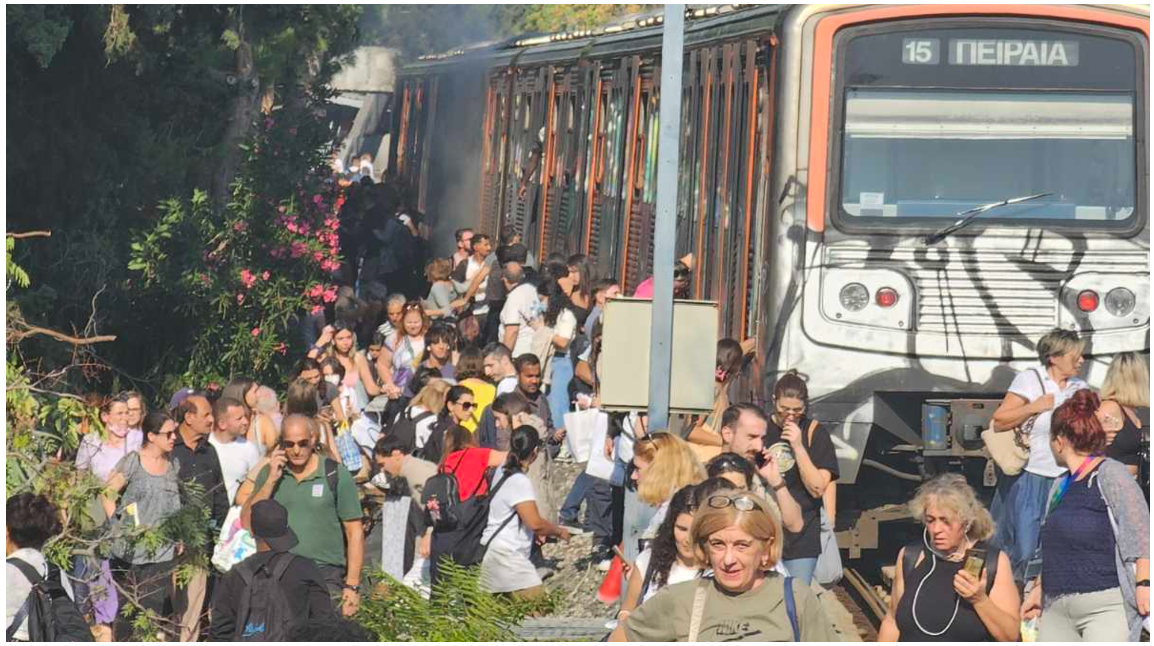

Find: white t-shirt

[208,433,262,504]
[480,467,535,554]
[496,375,518,396]
[634,547,702,604]
[6,548,74,641]
[1008,366,1088,478]
[502,283,541,358]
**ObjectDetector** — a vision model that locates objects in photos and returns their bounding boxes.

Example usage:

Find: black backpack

[422,451,471,532]
[445,471,519,567]
[389,408,436,456]
[232,552,298,641]
[5,558,94,642]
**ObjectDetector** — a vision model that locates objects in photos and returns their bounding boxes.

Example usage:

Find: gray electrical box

[599,297,718,413]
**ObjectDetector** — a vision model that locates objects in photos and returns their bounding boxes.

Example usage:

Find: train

[386,2,1149,591]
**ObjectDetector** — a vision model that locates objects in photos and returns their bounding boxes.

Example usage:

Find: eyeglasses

[707,494,763,512]
[457,402,476,411]
[281,439,313,450]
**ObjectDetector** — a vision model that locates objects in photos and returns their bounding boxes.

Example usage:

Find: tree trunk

[210,23,260,213]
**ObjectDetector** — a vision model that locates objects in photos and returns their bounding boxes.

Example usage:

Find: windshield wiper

[923,193,1052,245]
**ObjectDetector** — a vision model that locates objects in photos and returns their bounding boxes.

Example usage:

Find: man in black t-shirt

[210,500,336,640]
[762,399,839,586]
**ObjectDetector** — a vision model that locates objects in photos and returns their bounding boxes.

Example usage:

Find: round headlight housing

[1104,287,1136,317]
[839,283,869,312]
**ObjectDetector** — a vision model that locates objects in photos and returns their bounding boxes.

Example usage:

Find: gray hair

[1037,327,1085,367]
[908,473,995,542]
[386,293,407,308]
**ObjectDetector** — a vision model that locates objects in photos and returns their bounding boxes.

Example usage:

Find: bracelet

[1137,580,1150,588]
[772,482,788,492]
[616,610,631,619]
[343,583,361,593]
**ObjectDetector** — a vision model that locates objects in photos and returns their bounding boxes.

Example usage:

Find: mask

[324,375,341,386]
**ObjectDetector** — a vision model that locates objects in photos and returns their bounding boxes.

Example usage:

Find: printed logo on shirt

[312,484,325,498]
[710,621,762,642]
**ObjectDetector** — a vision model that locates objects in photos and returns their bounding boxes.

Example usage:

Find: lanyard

[1047,456,1098,514]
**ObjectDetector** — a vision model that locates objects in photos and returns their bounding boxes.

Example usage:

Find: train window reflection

[840,88,1136,222]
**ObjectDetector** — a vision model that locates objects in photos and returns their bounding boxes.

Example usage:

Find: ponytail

[504,425,541,474]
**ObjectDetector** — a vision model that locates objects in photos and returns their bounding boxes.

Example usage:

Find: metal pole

[624,3,685,574]
[646,4,684,432]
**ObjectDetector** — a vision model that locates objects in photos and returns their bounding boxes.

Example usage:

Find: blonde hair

[691,492,783,568]
[409,379,450,414]
[1036,328,1085,367]
[633,433,706,506]
[426,258,453,283]
[908,473,995,542]
[1100,352,1150,408]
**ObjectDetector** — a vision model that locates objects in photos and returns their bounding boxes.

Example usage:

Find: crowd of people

[5,164,1151,642]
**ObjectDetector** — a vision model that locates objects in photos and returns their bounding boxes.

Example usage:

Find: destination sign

[902,38,1080,67]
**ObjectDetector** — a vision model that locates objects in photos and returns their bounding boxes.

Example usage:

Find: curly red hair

[1051,389,1107,454]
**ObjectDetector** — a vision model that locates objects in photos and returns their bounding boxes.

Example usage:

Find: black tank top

[895,541,997,642]
[1106,406,1148,467]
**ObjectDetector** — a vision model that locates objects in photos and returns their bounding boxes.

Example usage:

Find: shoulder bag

[981,369,1045,476]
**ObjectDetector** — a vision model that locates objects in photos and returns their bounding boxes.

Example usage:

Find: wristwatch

[343,583,361,593]
[1137,580,1150,588]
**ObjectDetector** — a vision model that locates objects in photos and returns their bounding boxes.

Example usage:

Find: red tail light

[876,287,899,308]
[1077,290,1099,312]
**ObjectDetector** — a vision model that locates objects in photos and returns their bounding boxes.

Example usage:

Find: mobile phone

[963,548,987,579]
[754,451,768,468]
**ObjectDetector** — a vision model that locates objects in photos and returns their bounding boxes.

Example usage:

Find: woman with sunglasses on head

[101,412,183,640]
[611,491,834,642]
[762,370,839,585]
[879,474,1020,642]
[706,452,759,491]
[1022,389,1150,642]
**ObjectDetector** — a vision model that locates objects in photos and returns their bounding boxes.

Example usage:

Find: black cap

[250,500,299,552]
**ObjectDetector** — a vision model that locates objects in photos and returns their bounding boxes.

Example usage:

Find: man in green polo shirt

[239,415,364,617]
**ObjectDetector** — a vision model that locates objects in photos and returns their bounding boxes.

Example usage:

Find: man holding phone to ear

[237,415,364,618]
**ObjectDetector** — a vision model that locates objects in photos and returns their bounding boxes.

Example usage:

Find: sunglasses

[281,439,314,450]
[708,494,763,512]
[674,269,690,280]
[153,430,177,439]
[457,402,476,411]
[402,301,424,312]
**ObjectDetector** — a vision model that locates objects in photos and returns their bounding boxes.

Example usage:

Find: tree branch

[10,323,116,345]
[7,231,52,239]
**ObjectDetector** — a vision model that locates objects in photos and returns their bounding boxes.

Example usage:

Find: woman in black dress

[879,474,1021,641]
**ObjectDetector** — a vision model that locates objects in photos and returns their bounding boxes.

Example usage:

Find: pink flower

[312,195,323,204]
[261,271,270,281]
[286,222,299,234]
[278,206,287,213]
[311,305,324,315]
[322,286,339,304]
[313,251,325,262]
[276,342,288,354]
[233,221,248,233]
[236,293,246,305]
[240,269,257,289]
[308,284,324,298]
[251,327,261,337]
[290,242,308,258]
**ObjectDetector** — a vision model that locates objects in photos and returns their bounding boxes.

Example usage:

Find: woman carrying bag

[989,328,1088,584]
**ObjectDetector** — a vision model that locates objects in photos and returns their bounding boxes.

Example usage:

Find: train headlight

[839,283,869,312]
[1104,287,1136,317]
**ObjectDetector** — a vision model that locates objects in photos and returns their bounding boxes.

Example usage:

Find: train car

[390,3,1149,582]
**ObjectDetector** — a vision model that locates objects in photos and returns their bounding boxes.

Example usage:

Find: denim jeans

[547,356,574,430]
[783,557,818,586]
[990,469,1057,583]
[559,472,613,544]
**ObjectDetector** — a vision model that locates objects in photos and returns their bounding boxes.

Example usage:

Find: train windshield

[836,24,1142,227]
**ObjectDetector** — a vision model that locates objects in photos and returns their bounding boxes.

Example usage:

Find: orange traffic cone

[597,554,624,605]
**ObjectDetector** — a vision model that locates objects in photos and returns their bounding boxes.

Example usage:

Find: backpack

[232,552,299,641]
[390,408,436,456]
[685,575,799,641]
[422,450,473,532]
[445,471,519,567]
[5,558,94,642]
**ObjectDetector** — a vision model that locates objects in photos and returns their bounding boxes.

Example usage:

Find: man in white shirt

[208,397,261,505]
[483,343,519,396]
[500,262,541,357]
[451,228,474,267]
[453,234,495,327]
